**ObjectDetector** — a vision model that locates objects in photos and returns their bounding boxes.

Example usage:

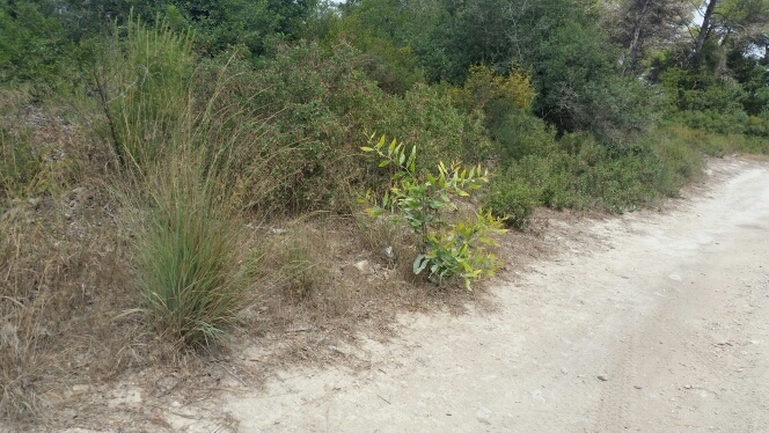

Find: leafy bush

[238,40,491,213]
[484,127,705,220]
[362,134,506,289]
[577,76,664,143]
[488,108,559,161]
[659,67,759,137]
[325,0,427,94]
[449,64,544,161]
[0,1,73,91]
[450,64,536,113]
[484,174,538,230]
[376,83,493,169]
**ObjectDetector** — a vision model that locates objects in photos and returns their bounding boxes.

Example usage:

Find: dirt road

[222,157,769,432]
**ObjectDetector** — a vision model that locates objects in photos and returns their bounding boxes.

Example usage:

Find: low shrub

[484,174,538,230]
[276,236,330,303]
[0,124,42,199]
[362,134,506,289]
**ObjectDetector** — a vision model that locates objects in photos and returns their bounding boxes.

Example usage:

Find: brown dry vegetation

[0,94,146,421]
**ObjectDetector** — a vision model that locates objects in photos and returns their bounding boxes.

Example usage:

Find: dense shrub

[376,83,492,169]
[0,1,73,90]
[238,40,491,213]
[484,174,538,230]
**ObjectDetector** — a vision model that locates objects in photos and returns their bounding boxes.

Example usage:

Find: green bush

[362,134,506,289]
[646,128,705,194]
[484,174,537,230]
[244,40,388,212]
[488,108,558,161]
[484,128,705,219]
[0,1,73,91]
[376,83,492,169]
[740,135,769,155]
[236,40,491,214]
[325,1,427,94]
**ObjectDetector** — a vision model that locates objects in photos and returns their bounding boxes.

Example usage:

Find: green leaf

[408,145,417,173]
[413,254,429,274]
[364,207,384,218]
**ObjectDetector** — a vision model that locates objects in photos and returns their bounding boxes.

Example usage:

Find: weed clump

[127,162,250,350]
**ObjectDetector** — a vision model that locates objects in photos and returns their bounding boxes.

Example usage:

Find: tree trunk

[694,0,717,58]
[763,41,769,65]
[627,0,652,74]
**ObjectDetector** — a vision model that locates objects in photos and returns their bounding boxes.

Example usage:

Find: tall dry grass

[0,91,143,421]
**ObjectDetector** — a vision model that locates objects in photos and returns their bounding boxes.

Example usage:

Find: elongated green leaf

[413,254,429,274]
[408,145,417,173]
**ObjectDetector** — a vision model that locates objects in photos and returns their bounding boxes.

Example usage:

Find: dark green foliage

[483,127,706,224]
[234,40,490,213]
[404,0,622,135]
[375,83,492,169]
[658,65,764,136]
[173,0,275,56]
[242,40,388,212]
[485,173,537,230]
[326,0,427,93]
[488,108,557,161]
[0,1,73,89]
[7,0,317,59]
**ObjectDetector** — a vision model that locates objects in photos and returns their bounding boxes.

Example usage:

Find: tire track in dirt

[588,159,769,432]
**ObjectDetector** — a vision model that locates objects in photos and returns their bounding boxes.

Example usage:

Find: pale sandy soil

[222,156,769,433]
[8,156,769,432]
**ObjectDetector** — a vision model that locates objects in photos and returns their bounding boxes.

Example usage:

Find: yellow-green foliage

[362,133,506,289]
[450,64,536,113]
